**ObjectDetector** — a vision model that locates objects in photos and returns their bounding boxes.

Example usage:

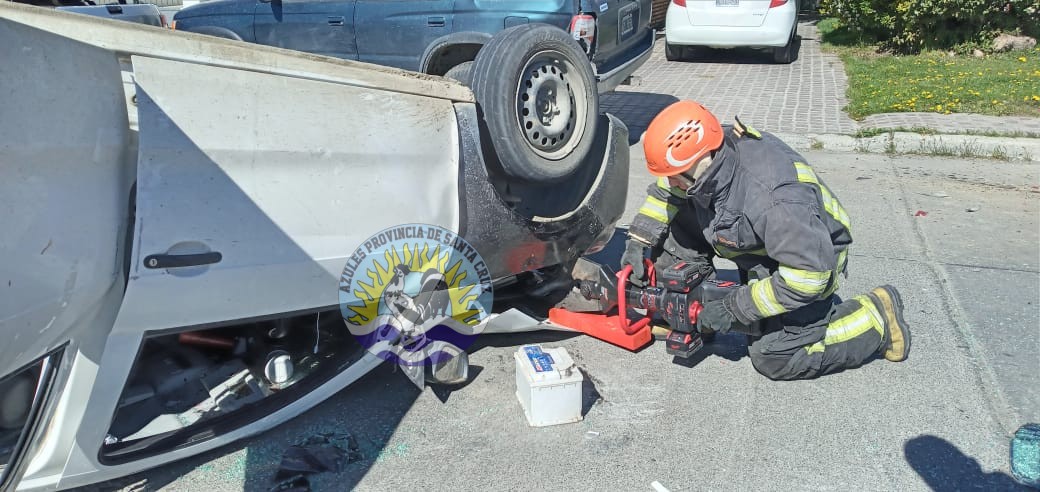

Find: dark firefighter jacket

[628,122,854,325]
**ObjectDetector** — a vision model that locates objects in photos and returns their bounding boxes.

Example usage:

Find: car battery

[514,345,584,427]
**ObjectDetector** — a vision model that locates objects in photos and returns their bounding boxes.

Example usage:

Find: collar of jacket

[687,134,737,208]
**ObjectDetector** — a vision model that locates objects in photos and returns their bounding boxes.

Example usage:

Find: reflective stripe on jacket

[628,124,853,324]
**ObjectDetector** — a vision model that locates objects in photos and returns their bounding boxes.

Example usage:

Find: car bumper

[665,7,795,48]
[595,30,656,93]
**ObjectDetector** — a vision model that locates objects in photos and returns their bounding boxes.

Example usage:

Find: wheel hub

[518,55,578,157]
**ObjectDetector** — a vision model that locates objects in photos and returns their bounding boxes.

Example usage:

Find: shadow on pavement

[904,435,1028,491]
[671,36,803,65]
[600,92,679,145]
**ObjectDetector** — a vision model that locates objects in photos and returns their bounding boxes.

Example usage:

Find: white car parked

[664,0,801,63]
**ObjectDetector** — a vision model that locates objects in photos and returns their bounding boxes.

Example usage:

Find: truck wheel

[469,24,598,183]
[444,61,474,86]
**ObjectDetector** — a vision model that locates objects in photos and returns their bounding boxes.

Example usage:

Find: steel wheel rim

[516,50,588,161]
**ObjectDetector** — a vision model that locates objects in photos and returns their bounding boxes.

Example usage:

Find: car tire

[665,41,684,62]
[469,24,598,183]
[444,61,474,86]
[772,31,798,64]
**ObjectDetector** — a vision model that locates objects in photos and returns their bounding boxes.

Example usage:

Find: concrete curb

[776,132,1040,162]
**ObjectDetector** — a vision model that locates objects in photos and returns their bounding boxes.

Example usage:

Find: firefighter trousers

[651,246,885,381]
[747,294,885,380]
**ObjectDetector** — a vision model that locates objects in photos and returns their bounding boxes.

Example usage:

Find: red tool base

[548,308,653,352]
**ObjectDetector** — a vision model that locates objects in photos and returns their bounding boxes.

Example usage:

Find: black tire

[443,61,474,86]
[772,32,798,64]
[469,24,598,183]
[665,41,685,62]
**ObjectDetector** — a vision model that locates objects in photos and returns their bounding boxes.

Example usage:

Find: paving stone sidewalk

[602,21,859,140]
[601,21,1040,142]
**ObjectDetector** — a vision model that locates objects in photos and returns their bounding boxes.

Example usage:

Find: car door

[354,0,454,72]
[254,0,359,59]
[114,54,463,337]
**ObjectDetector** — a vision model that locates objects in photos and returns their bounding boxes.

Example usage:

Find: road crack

[888,158,1023,438]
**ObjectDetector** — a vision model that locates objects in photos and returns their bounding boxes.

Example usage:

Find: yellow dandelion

[1019,57,1028,62]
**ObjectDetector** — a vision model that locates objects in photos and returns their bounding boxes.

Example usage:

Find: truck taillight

[768,0,788,7]
[569,14,595,53]
[673,0,686,6]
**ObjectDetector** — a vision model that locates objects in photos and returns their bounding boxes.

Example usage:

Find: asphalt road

[90,148,1039,492]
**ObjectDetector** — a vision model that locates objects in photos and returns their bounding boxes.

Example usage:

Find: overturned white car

[0,4,629,490]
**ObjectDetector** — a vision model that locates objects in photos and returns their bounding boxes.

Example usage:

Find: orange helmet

[643,101,724,177]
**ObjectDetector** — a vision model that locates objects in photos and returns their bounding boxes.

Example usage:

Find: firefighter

[622,100,911,380]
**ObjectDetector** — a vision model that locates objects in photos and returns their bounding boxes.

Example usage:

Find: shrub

[819,0,1040,53]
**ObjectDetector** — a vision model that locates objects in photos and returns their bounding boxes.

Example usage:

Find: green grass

[816,19,1040,119]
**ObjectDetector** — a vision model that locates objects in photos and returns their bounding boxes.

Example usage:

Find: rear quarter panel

[453,0,573,33]
[587,0,652,73]
[0,15,133,379]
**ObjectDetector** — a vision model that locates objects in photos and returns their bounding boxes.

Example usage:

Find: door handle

[144,252,223,269]
[427,16,445,27]
[328,16,345,26]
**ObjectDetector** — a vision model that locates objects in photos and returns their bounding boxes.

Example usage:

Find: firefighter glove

[697,295,739,334]
[622,237,649,287]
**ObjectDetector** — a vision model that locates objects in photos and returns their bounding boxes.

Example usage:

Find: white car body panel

[666,0,796,47]
[122,55,461,333]
[685,0,769,27]
[0,18,131,383]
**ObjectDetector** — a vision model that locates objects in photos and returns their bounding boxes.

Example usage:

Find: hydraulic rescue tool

[549,258,744,360]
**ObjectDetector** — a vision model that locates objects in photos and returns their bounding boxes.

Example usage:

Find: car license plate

[716,0,739,6]
[619,6,638,42]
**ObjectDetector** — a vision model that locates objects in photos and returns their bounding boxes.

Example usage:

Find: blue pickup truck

[172,0,654,94]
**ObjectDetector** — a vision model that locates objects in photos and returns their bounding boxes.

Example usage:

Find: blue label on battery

[524,346,555,372]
